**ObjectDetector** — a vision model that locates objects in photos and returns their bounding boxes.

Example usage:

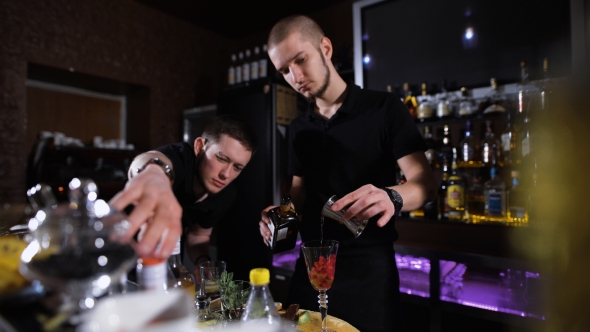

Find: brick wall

[0,0,231,202]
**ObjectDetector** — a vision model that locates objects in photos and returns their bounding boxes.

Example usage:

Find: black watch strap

[381,187,403,213]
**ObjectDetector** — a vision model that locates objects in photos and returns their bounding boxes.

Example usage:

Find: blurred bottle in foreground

[168,237,196,298]
[241,268,281,326]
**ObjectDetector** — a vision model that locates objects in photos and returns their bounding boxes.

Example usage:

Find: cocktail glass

[301,240,339,332]
[19,179,137,321]
[199,260,226,299]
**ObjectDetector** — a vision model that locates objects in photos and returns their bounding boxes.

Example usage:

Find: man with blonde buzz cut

[259,15,437,331]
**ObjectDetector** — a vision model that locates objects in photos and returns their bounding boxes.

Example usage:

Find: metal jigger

[321,195,368,238]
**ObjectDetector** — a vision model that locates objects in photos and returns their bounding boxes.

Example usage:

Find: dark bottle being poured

[267,195,300,254]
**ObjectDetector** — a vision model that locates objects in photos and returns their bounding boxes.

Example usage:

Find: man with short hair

[259,16,437,331]
[111,115,258,277]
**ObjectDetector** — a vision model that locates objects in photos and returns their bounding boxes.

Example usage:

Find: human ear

[320,37,333,60]
[194,137,206,156]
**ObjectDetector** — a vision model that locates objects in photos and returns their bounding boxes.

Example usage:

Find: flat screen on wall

[359,0,571,93]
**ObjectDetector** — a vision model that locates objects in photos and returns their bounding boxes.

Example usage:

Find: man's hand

[259,205,277,246]
[330,184,395,227]
[109,165,182,259]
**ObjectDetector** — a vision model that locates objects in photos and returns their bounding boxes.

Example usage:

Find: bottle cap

[249,268,270,286]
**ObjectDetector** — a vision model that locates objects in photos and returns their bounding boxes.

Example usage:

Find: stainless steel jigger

[321,195,369,238]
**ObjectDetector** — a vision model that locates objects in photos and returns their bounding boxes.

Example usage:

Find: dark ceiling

[135,0,351,39]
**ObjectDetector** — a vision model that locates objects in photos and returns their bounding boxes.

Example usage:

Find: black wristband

[194,254,211,266]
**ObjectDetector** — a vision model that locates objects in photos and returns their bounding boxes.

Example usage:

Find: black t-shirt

[156,142,236,230]
[288,84,427,247]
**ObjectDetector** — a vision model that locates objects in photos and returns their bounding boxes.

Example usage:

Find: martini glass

[301,240,339,332]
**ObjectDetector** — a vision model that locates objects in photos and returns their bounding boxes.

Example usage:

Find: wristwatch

[381,187,403,213]
[136,158,175,183]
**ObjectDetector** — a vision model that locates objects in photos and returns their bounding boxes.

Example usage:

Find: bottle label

[268,222,275,247]
[488,192,503,216]
[228,67,235,85]
[276,227,288,241]
[501,132,511,152]
[437,102,450,117]
[251,62,259,80]
[139,261,167,291]
[417,104,433,119]
[447,185,464,208]
[259,59,267,77]
[236,65,242,83]
[172,238,181,256]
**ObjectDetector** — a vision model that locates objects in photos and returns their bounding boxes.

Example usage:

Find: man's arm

[332,151,436,227]
[185,224,213,281]
[109,150,182,259]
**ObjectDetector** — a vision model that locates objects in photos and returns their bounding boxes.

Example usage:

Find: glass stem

[318,290,329,332]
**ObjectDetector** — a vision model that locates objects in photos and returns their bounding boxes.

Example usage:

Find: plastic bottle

[241,268,281,326]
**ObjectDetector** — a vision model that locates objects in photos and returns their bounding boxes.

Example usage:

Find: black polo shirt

[288,84,427,247]
[157,142,236,231]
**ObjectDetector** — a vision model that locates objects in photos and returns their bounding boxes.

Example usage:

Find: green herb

[215,271,250,320]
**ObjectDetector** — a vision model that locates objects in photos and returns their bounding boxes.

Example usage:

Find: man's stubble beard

[305,52,331,103]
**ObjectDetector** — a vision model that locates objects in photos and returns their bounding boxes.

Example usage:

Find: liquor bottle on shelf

[259,44,268,79]
[228,54,236,85]
[539,57,552,113]
[250,46,260,81]
[466,173,485,223]
[481,120,503,167]
[484,166,506,223]
[423,126,439,169]
[242,49,251,83]
[168,237,196,298]
[236,52,244,84]
[457,87,475,118]
[480,78,507,115]
[447,148,466,222]
[458,120,481,168]
[267,195,300,254]
[417,82,434,122]
[438,159,450,221]
[500,113,520,166]
[436,81,452,119]
[437,125,453,167]
[402,83,418,119]
[507,170,528,225]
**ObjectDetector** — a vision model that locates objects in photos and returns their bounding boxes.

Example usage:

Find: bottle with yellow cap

[241,268,281,325]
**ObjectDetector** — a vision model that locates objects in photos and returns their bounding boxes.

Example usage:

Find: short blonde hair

[268,15,325,51]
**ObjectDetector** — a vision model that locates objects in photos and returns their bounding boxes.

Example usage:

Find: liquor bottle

[137,256,177,292]
[481,78,506,114]
[466,173,485,223]
[507,171,528,225]
[402,83,418,119]
[251,46,260,81]
[481,120,503,167]
[168,237,196,298]
[437,125,453,167]
[242,49,251,83]
[447,148,466,222]
[500,113,520,166]
[241,268,281,325]
[458,120,481,167]
[539,57,552,113]
[436,81,452,119]
[228,54,236,85]
[259,44,268,79]
[484,167,506,223]
[457,87,474,118]
[195,294,221,328]
[236,52,244,84]
[423,126,439,169]
[438,159,450,221]
[417,82,434,122]
[267,195,300,253]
